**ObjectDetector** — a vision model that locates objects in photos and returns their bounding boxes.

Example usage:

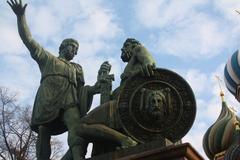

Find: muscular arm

[17,14,38,52]
[8,0,42,58]
[133,45,156,76]
[121,46,156,80]
[134,45,155,66]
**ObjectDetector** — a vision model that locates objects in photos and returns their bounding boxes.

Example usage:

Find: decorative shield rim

[117,68,196,143]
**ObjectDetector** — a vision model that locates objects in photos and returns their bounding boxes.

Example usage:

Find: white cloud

[25,0,123,57]
[0,55,40,104]
[71,9,122,41]
[134,0,207,28]
[0,25,26,55]
[28,6,62,39]
[185,69,208,94]
[134,0,240,59]
[0,6,26,55]
[156,14,228,58]
[213,0,240,22]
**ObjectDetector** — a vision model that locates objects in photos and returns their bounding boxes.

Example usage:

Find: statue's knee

[67,134,87,148]
[69,123,86,137]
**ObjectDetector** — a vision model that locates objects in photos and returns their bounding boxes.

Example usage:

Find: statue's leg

[77,123,137,148]
[36,125,51,160]
[63,107,87,160]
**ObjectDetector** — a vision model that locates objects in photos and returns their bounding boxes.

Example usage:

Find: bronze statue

[120,38,156,82]
[69,38,196,158]
[7,0,107,160]
[8,1,197,159]
[60,38,157,159]
[56,38,156,160]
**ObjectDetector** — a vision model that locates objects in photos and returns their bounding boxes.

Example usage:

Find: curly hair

[59,38,79,54]
[123,38,141,46]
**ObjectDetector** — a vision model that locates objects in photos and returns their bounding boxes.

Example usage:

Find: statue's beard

[121,51,131,62]
[60,50,74,61]
[65,53,74,61]
[147,107,163,120]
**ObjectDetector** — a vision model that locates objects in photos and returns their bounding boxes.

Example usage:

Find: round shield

[117,68,196,143]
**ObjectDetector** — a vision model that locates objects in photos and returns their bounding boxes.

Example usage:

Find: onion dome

[224,143,240,160]
[224,50,240,99]
[224,117,240,160]
[202,94,240,159]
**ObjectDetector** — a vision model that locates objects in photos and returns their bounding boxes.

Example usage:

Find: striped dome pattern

[224,121,240,160]
[224,144,240,160]
[203,101,240,159]
[224,50,240,96]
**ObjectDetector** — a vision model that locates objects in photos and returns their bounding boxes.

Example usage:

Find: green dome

[224,143,240,160]
[202,101,239,159]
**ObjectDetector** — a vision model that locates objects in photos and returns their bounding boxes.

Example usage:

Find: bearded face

[59,42,78,61]
[146,92,167,120]
[121,42,132,62]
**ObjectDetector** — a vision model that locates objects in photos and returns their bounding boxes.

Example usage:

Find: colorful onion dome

[203,100,240,159]
[224,143,240,160]
[224,120,240,160]
[224,50,240,96]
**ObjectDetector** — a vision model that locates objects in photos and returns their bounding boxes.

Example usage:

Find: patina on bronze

[118,68,196,143]
[7,0,197,158]
[7,0,109,160]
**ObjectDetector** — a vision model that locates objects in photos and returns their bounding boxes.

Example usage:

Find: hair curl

[123,38,141,46]
[59,38,79,54]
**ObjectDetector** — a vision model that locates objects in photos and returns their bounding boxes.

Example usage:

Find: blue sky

[1,0,240,159]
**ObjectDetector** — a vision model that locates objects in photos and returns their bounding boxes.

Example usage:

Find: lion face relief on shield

[140,88,171,121]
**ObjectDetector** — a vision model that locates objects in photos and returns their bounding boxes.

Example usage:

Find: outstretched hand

[7,0,27,17]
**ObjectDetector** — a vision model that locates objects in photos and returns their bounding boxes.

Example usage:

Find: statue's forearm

[17,14,36,50]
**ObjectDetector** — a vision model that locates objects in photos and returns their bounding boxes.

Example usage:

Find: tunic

[29,42,87,135]
[79,87,122,130]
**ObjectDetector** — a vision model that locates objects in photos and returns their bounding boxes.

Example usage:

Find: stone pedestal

[89,142,204,160]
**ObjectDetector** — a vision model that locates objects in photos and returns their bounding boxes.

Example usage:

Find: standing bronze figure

[7,0,105,159]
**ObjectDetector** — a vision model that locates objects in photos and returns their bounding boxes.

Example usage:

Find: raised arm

[7,0,38,52]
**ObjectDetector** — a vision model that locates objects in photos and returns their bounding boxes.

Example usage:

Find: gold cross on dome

[215,75,224,101]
